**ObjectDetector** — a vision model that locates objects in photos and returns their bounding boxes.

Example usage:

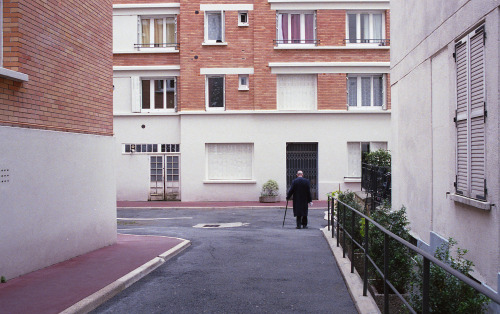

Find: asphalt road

[92,207,357,314]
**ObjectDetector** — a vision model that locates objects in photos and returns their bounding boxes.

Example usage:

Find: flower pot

[259,195,279,203]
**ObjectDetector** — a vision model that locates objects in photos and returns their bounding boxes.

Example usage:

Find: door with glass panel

[150,155,181,201]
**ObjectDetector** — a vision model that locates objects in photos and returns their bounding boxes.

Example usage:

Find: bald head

[297,170,303,177]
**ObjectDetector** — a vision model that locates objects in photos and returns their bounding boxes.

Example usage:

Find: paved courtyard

[93,207,357,313]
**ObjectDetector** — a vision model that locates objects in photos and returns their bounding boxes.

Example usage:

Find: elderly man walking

[286,170,313,229]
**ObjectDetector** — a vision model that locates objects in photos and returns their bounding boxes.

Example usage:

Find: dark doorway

[286,143,318,200]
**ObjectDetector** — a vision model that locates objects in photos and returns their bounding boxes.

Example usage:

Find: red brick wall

[113,1,390,113]
[0,0,113,136]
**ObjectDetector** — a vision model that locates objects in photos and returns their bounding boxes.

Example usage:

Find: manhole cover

[203,224,220,228]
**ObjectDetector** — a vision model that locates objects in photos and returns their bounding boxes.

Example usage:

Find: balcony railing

[134,43,180,49]
[361,163,391,205]
[273,39,320,46]
[326,196,500,313]
[344,38,390,46]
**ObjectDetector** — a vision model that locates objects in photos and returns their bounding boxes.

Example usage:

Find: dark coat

[286,177,313,217]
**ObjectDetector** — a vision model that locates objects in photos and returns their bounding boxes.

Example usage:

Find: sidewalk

[0,234,190,314]
[117,200,329,209]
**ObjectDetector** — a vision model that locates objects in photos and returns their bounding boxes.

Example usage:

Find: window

[205,11,225,43]
[206,75,225,109]
[124,144,179,154]
[239,11,248,26]
[454,25,486,201]
[277,74,317,110]
[348,75,384,108]
[141,78,176,111]
[206,144,253,180]
[347,12,384,44]
[276,11,316,45]
[347,142,387,178]
[139,16,177,48]
[238,74,249,90]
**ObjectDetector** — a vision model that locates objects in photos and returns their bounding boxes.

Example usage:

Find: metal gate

[286,143,318,200]
[150,155,181,201]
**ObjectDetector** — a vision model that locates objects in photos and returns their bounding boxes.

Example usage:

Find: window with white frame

[348,74,384,108]
[454,25,486,201]
[238,74,249,90]
[347,12,384,44]
[123,143,180,154]
[347,142,387,178]
[277,74,317,110]
[238,11,248,26]
[276,11,316,45]
[206,75,225,109]
[141,78,176,111]
[140,16,177,48]
[205,11,225,43]
[206,143,253,180]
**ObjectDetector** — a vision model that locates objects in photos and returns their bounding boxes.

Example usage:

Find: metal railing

[273,39,320,46]
[344,38,390,46]
[361,163,391,205]
[134,43,180,49]
[326,196,500,314]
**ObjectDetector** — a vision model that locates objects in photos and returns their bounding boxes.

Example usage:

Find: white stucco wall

[114,111,391,201]
[391,0,500,289]
[0,126,117,280]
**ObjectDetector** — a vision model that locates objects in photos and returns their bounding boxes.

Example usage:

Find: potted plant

[259,179,280,203]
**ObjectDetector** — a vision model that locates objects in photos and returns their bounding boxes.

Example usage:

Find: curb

[321,227,380,314]
[61,239,191,314]
[117,206,329,210]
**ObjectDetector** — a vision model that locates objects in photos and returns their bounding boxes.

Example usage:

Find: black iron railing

[361,163,391,205]
[344,38,390,46]
[134,43,180,49]
[326,196,500,313]
[273,39,320,46]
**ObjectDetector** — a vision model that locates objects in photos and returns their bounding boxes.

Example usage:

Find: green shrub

[364,149,391,167]
[261,179,279,196]
[368,204,413,293]
[409,238,490,313]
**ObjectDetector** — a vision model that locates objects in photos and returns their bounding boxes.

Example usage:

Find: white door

[149,155,181,201]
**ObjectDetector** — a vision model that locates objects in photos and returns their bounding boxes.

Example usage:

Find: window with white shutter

[454,25,486,201]
[206,144,253,180]
[277,74,317,110]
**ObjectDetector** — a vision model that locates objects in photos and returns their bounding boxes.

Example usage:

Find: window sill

[204,180,256,184]
[448,193,492,211]
[202,42,228,46]
[238,86,249,91]
[114,50,179,54]
[347,106,385,111]
[344,177,361,183]
[274,45,390,50]
[0,67,29,82]
[238,23,249,27]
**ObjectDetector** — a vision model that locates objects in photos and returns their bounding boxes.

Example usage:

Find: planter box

[259,195,279,203]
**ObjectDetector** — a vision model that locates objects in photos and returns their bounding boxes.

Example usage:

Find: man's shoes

[296,225,301,229]
[302,225,308,229]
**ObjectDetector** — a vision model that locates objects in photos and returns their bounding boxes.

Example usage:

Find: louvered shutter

[455,39,469,196]
[131,76,142,113]
[454,25,486,200]
[469,27,486,200]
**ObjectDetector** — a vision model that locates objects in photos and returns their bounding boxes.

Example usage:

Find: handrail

[134,43,179,49]
[327,196,500,313]
[343,38,390,46]
[273,39,320,46]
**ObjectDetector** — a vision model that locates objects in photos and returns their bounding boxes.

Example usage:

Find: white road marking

[117,217,193,221]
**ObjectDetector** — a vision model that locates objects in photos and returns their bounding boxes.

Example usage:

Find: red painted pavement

[0,234,184,314]
[117,200,329,208]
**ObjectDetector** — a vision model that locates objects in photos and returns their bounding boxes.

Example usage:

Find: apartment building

[0,1,116,279]
[391,0,499,303]
[113,0,391,202]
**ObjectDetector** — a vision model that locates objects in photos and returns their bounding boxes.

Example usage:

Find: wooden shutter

[455,39,469,196]
[469,27,486,200]
[454,25,486,200]
[131,76,142,113]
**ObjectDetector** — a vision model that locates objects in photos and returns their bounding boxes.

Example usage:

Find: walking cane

[282,200,289,228]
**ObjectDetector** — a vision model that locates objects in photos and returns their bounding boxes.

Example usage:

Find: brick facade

[113,1,390,112]
[0,0,113,136]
